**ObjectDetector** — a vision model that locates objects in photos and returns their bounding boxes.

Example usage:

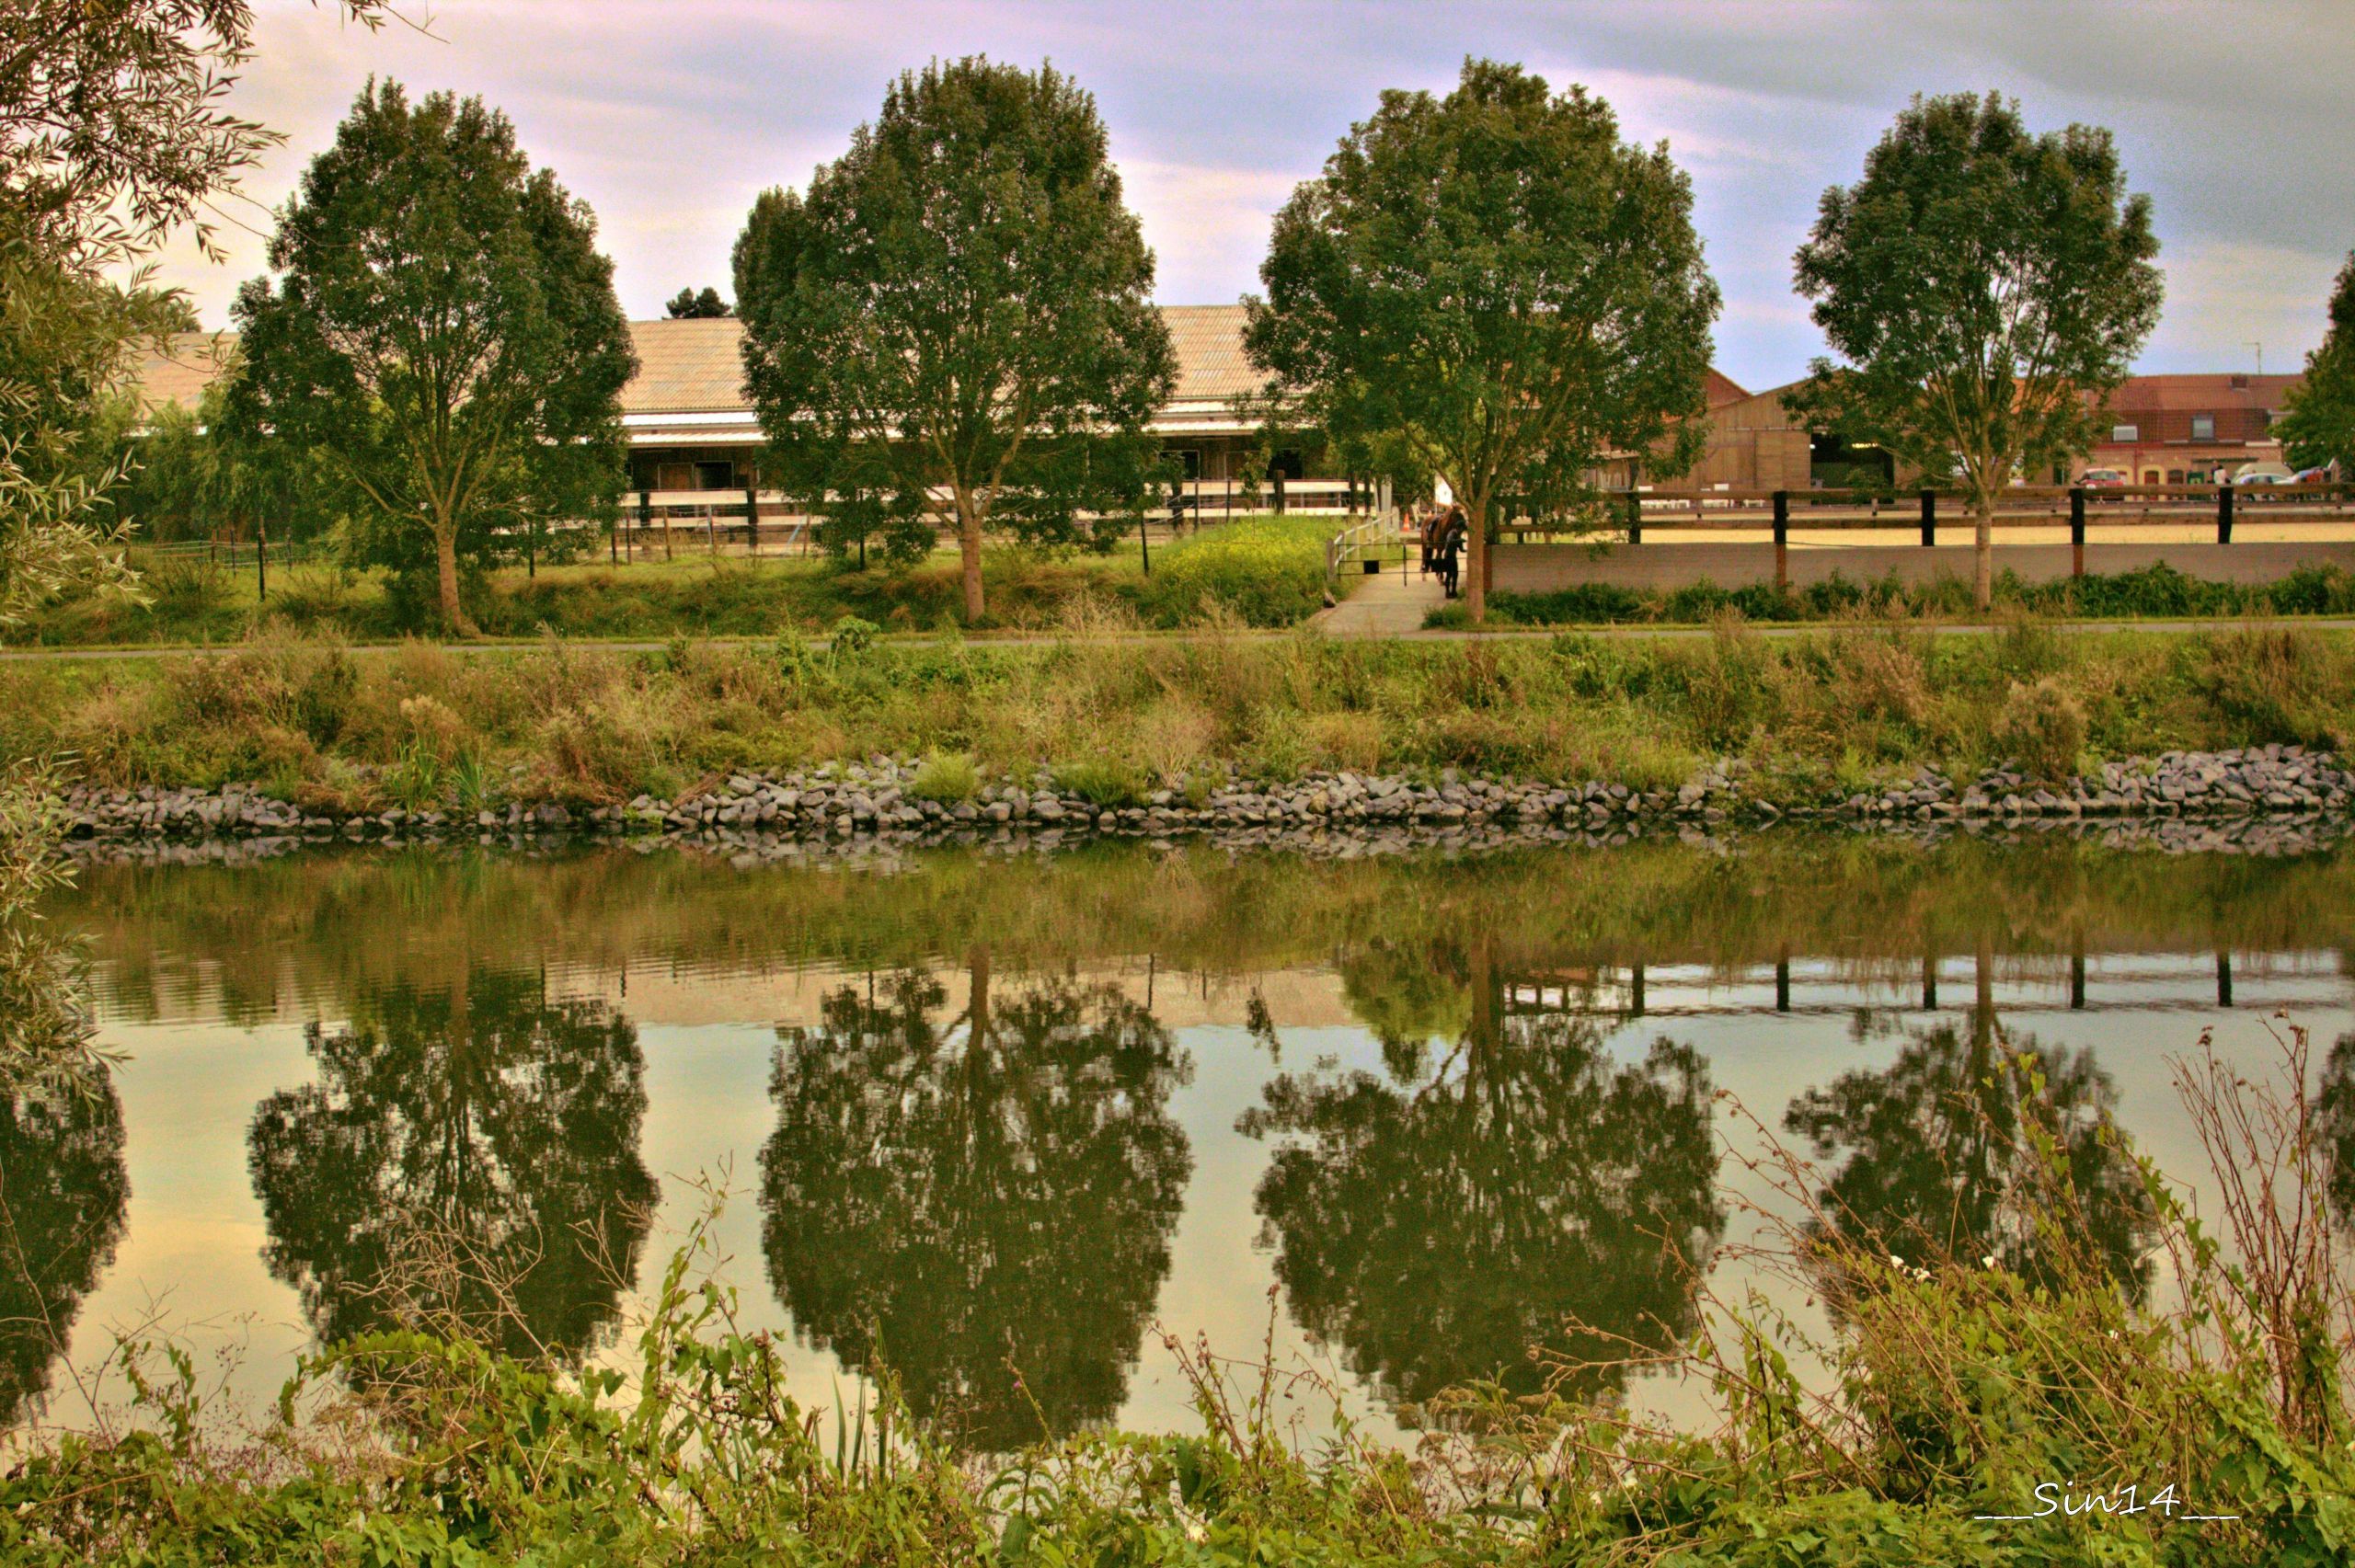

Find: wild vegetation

[1,1009,2347,1565]
[6,620,2355,814]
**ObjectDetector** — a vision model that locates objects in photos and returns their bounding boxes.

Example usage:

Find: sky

[155,0,2355,395]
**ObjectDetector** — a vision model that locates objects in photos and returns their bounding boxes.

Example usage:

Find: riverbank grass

[6,621,2355,818]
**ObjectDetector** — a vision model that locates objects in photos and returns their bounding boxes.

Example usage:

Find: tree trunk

[957,491,985,625]
[1974,496,1993,612]
[434,524,477,637]
[1465,492,1488,626]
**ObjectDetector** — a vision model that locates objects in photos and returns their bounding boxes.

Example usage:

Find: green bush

[1992,676,2088,782]
[1054,756,1146,807]
[1137,515,1337,628]
[906,750,980,804]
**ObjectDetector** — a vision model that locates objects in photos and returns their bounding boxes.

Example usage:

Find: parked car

[2291,467,2333,486]
[2077,467,2127,489]
[2226,464,2295,486]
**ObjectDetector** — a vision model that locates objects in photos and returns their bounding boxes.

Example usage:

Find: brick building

[2084,372,2303,483]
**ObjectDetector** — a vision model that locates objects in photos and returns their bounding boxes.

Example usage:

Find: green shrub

[1992,676,2088,782]
[829,614,878,658]
[1054,756,1145,807]
[906,750,980,804]
[1137,515,1335,628]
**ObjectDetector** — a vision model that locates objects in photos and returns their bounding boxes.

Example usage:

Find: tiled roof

[1159,303,1268,404]
[132,310,1763,427]
[626,317,749,413]
[133,331,238,413]
[2107,372,2302,412]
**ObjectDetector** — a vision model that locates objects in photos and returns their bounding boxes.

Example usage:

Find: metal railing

[1325,508,1405,591]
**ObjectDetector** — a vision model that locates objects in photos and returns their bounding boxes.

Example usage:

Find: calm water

[7,834,2353,1448]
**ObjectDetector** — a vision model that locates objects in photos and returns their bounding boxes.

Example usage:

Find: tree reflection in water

[761,952,1191,1450]
[247,970,658,1361]
[1784,1013,2156,1301]
[0,1061,128,1426]
[1243,937,1723,1416]
[2320,1033,2355,1232]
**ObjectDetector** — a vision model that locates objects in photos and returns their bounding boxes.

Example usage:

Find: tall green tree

[227,81,635,635]
[4,2,384,1071]
[1789,92,2163,610]
[1246,59,1720,624]
[663,286,730,319]
[734,57,1176,623]
[2277,253,2355,477]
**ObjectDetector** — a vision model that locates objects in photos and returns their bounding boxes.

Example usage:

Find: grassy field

[9,514,1346,646]
[6,617,2353,813]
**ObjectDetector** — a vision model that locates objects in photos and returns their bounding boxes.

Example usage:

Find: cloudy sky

[158,0,2354,393]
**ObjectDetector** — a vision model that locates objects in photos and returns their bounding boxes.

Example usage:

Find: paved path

[1315,559,1448,635]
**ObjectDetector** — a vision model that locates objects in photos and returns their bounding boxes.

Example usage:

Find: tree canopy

[733,57,1175,617]
[226,80,635,635]
[2277,253,2355,476]
[1789,91,2163,609]
[1246,58,1721,624]
[663,286,730,319]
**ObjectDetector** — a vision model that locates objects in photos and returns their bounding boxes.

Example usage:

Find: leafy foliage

[1247,58,1720,623]
[227,81,636,634]
[733,57,1177,621]
[1787,1022,2155,1303]
[1139,513,1337,627]
[2277,251,2355,476]
[662,285,730,318]
[1788,92,2164,607]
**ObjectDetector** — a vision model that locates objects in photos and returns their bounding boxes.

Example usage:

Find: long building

[135,304,1369,521]
[144,316,2294,514]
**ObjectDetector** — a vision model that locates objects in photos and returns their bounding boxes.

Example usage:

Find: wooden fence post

[256,520,267,601]
[1772,489,1790,593]
[745,486,760,557]
[2069,486,2086,578]
[2217,482,2234,544]
[636,488,651,564]
[1919,488,1936,547]
[1625,490,1641,545]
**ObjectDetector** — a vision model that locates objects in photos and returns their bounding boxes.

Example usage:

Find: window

[2190,415,2214,441]
[694,460,735,489]
[2167,470,2184,485]
[2111,424,2139,443]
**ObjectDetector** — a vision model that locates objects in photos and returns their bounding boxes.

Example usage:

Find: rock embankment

[53,743,2355,858]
